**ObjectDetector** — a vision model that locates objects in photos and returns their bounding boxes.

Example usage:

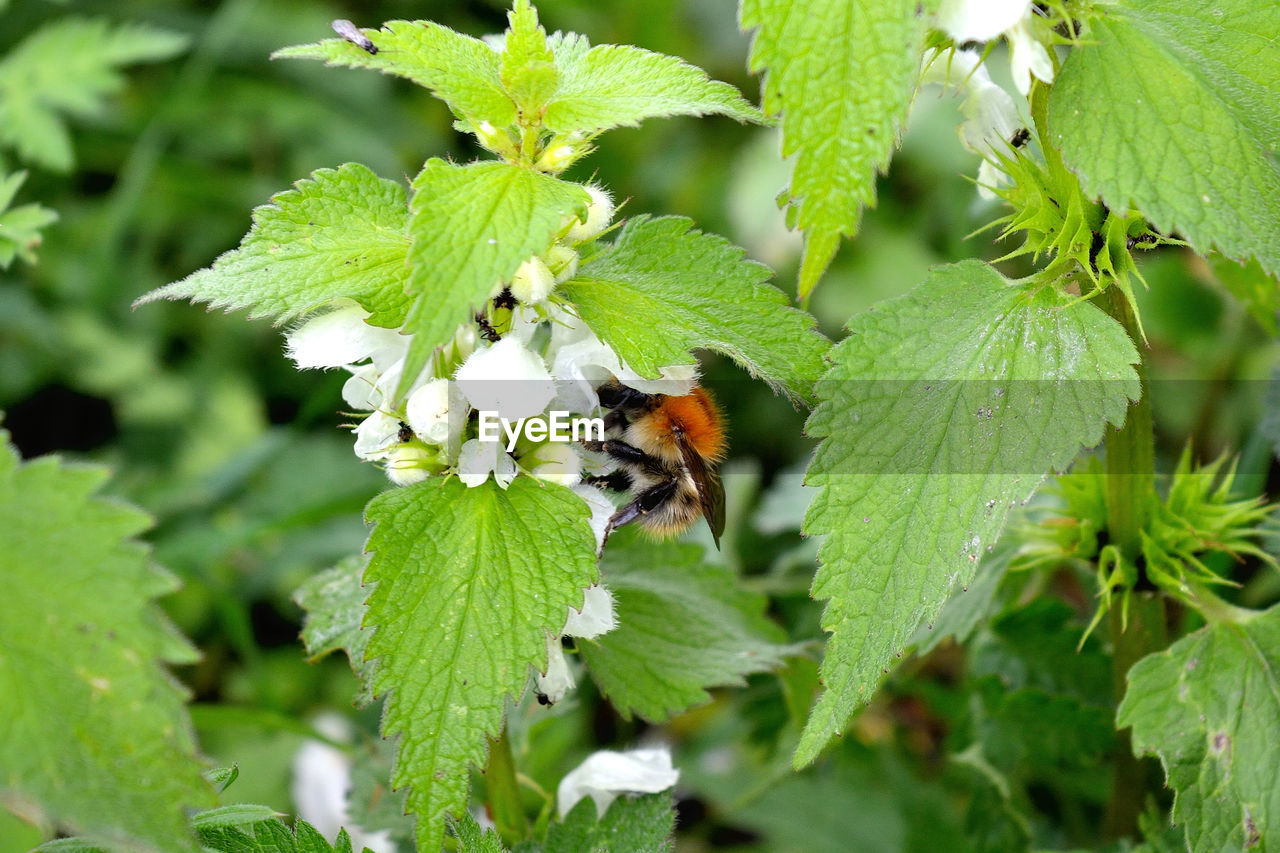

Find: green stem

[1099,287,1164,842]
[485,726,528,845]
[1101,288,1153,561]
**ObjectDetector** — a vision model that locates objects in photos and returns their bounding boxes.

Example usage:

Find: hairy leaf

[741,0,923,296]
[1119,605,1280,851]
[544,35,760,133]
[0,170,58,269]
[1047,0,1280,275]
[398,159,588,399]
[0,435,213,851]
[798,260,1139,766]
[545,793,676,853]
[137,163,412,324]
[579,536,794,721]
[197,816,356,853]
[561,215,830,403]
[294,556,375,707]
[364,477,596,853]
[273,20,515,127]
[0,18,188,171]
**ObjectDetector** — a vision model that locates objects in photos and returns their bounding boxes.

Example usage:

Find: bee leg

[581,439,668,477]
[584,470,632,492]
[609,478,680,530]
[596,381,654,410]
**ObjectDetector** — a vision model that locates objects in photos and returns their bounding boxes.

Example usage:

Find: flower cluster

[283,181,697,703]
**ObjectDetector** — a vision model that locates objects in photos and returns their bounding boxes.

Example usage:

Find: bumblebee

[584,380,727,547]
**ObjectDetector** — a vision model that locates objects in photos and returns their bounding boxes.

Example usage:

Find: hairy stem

[486,726,529,844]
[1099,288,1164,841]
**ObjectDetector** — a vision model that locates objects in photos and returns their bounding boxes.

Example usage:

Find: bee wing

[677,435,726,549]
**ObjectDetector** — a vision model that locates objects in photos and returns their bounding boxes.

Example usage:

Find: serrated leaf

[908,545,1011,656]
[579,535,794,721]
[0,18,188,171]
[741,0,924,297]
[1047,0,1280,275]
[545,793,675,853]
[543,36,760,134]
[1119,605,1280,851]
[451,813,509,853]
[397,159,588,399]
[364,477,596,853]
[191,805,280,831]
[273,20,515,127]
[0,170,58,269]
[294,556,375,707]
[797,260,1140,766]
[560,215,829,403]
[0,434,213,851]
[136,163,412,325]
[501,1,558,120]
[197,816,356,853]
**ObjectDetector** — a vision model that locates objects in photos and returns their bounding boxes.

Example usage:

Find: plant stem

[486,726,529,844]
[1099,287,1164,841]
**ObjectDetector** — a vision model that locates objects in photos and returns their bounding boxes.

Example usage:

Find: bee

[331,19,377,54]
[583,380,727,548]
[1009,127,1031,149]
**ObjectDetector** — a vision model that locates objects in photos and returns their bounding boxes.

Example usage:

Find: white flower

[286,301,404,370]
[536,636,576,705]
[564,585,616,639]
[934,0,1053,95]
[527,442,583,486]
[405,378,451,445]
[457,438,517,489]
[456,337,557,421]
[1006,16,1054,96]
[292,714,396,853]
[556,748,679,818]
[353,410,401,461]
[572,484,617,555]
[547,313,696,413]
[565,184,614,243]
[921,49,1022,199]
[510,256,556,305]
[386,445,436,486]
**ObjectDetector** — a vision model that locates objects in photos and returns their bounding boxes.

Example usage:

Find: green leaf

[191,805,280,831]
[543,35,761,134]
[273,20,515,127]
[398,159,588,398]
[501,1,558,120]
[544,793,675,853]
[740,0,924,297]
[579,536,795,721]
[364,476,596,853]
[451,812,509,853]
[1047,0,1280,275]
[1211,255,1280,336]
[1119,604,1280,851]
[197,816,356,853]
[797,260,1140,766]
[0,18,188,171]
[294,556,375,707]
[0,170,58,269]
[908,545,1011,656]
[0,434,213,851]
[560,215,830,403]
[136,163,412,325]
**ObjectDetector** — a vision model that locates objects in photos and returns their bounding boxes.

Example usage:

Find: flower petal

[563,585,616,639]
[556,748,679,818]
[286,302,403,370]
[936,0,1030,42]
[536,637,576,705]
[456,337,557,420]
[406,378,452,445]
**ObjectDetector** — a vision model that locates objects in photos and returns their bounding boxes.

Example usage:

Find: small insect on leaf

[331,19,377,54]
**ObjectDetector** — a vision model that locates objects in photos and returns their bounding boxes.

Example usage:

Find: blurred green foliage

[2,0,1277,850]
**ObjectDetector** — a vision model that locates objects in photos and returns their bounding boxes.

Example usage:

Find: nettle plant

[7,0,1280,850]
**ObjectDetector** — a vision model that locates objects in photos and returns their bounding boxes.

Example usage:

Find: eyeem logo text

[478,411,605,452]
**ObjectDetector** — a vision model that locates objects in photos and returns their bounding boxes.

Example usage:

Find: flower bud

[546,244,580,284]
[405,378,451,445]
[536,143,579,173]
[528,442,583,487]
[386,444,439,486]
[509,256,556,305]
[565,184,614,243]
